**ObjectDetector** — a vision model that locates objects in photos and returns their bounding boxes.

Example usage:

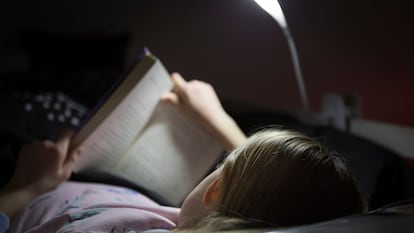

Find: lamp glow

[253,0,309,111]
[253,0,287,29]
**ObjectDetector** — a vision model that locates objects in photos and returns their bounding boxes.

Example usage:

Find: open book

[71,49,224,206]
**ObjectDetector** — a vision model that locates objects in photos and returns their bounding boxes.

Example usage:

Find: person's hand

[8,129,83,196]
[0,129,82,218]
[161,73,246,151]
[161,73,227,129]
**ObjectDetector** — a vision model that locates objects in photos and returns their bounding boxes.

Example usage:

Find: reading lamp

[253,0,309,111]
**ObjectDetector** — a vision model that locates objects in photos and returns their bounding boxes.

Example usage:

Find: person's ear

[203,177,220,207]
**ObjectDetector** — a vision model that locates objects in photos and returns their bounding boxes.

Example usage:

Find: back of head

[215,129,366,228]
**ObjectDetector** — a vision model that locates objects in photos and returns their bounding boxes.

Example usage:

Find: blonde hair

[198,129,365,231]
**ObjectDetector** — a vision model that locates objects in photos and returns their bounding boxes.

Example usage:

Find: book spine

[73,47,151,136]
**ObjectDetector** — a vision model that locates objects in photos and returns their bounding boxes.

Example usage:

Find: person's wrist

[0,183,40,218]
[209,112,246,151]
[1,183,38,202]
[207,111,232,134]
[3,179,48,202]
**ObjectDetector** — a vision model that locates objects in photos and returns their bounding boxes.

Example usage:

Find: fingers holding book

[161,72,247,151]
[161,72,227,131]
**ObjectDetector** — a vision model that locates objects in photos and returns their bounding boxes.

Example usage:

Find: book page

[73,60,173,172]
[112,102,224,206]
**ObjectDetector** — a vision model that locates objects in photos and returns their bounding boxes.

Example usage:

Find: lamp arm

[252,0,309,110]
[282,27,309,111]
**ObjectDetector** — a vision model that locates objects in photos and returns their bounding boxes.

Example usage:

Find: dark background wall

[1,0,413,126]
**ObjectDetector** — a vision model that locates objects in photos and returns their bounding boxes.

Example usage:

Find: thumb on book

[171,72,187,93]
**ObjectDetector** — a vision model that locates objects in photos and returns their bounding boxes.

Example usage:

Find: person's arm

[0,130,82,223]
[161,73,246,151]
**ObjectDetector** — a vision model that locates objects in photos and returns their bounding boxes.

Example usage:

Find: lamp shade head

[253,0,288,29]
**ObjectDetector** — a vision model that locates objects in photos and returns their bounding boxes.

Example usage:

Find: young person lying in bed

[0,73,366,233]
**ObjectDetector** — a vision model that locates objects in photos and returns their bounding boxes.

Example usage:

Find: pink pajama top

[8,181,180,233]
